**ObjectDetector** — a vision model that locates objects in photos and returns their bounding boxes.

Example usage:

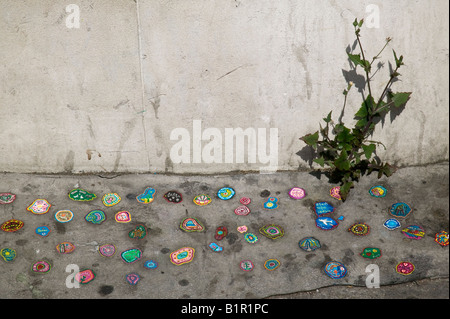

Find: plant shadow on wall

[298,18,412,201]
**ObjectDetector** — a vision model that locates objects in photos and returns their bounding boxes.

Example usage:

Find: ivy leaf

[389,92,412,107]
[334,151,351,171]
[300,131,319,149]
[362,143,376,159]
[323,111,332,123]
[313,156,325,167]
[355,118,368,129]
[354,104,368,119]
[334,123,346,134]
[378,163,397,178]
[336,126,354,143]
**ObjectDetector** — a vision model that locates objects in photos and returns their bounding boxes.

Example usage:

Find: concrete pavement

[0,162,448,299]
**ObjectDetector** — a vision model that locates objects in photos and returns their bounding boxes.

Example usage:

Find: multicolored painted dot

[193,194,212,206]
[369,186,387,198]
[360,247,382,259]
[234,205,250,216]
[0,193,16,204]
[144,260,158,269]
[239,260,254,272]
[237,225,248,233]
[102,193,121,206]
[348,223,370,236]
[314,202,334,216]
[401,225,425,240]
[383,218,401,230]
[54,210,74,223]
[68,189,97,201]
[324,261,347,279]
[288,187,306,200]
[315,216,338,231]
[125,273,141,285]
[329,186,341,200]
[170,247,195,266]
[115,211,131,223]
[136,188,156,204]
[75,269,96,284]
[298,237,321,252]
[56,241,76,254]
[35,225,51,237]
[263,197,278,209]
[215,226,227,240]
[264,259,281,271]
[259,224,284,240]
[180,217,205,232]
[396,262,415,275]
[217,187,235,200]
[128,224,147,239]
[390,202,412,218]
[244,233,259,244]
[1,219,24,232]
[208,242,223,252]
[163,191,183,203]
[85,210,106,225]
[121,248,142,264]
[32,260,51,273]
[435,230,449,247]
[98,244,116,257]
[239,197,251,205]
[1,248,16,262]
[26,199,51,215]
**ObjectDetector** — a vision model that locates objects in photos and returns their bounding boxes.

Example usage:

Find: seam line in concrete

[135,0,151,171]
[263,276,450,299]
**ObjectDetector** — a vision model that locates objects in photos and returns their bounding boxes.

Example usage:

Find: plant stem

[376,66,400,107]
[356,33,372,99]
[339,93,349,124]
[370,39,391,66]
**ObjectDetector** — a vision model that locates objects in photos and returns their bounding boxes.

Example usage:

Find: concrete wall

[1,0,448,174]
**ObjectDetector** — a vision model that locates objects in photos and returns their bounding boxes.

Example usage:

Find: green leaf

[323,111,332,123]
[300,131,319,149]
[373,100,388,115]
[313,156,325,167]
[362,143,376,159]
[347,53,365,69]
[389,92,412,107]
[378,163,397,178]
[334,123,346,134]
[354,104,368,119]
[353,18,358,27]
[355,118,368,129]
[340,181,354,201]
[393,49,404,68]
[336,126,354,143]
[334,151,351,171]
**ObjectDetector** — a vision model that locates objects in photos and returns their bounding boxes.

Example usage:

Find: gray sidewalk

[0,162,448,299]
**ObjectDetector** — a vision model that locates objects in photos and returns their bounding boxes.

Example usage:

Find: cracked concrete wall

[0,0,448,174]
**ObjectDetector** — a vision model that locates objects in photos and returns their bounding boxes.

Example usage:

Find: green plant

[300,18,412,201]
